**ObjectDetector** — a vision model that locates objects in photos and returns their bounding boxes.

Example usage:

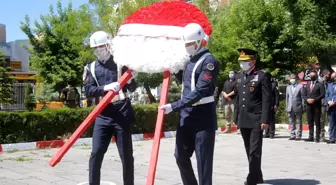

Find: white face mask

[185,41,201,57]
[94,47,110,63]
[290,79,296,84]
[332,67,336,72]
[240,62,250,71]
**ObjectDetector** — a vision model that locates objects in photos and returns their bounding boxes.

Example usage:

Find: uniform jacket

[84,55,137,124]
[325,82,336,112]
[233,68,272,128]
[286,83,306,112]
[172,49,219,131]
[303,80,325,106]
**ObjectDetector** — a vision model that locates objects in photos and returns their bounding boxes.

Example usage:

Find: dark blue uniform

[171,49,219,185]
[85,55,137,185]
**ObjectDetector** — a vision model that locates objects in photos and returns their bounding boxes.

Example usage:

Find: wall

[0,39,31,72]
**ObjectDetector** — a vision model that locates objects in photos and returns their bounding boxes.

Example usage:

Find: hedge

[275,100,308,124]
[0,100,308,144]
[0,104,178,144]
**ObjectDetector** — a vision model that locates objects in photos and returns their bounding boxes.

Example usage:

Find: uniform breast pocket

[248,81,259,94]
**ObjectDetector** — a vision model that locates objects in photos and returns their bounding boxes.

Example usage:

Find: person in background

[264,78,279,139]
[222,70,236,133]
[325,72,336,144]
[286,74,306,140]
[319,69,330,141]
[304,70,325,142]
[60,84,80,108]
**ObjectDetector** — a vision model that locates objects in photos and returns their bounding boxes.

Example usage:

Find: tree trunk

[144,85,156,103]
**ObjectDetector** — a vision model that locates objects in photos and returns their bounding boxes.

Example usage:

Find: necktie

[310,82,314,92]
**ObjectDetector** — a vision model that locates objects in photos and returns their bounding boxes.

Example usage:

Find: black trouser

[175,126,216,185]
[265,110,275,136]
[241,128,263,185]
[89,116,134,185]
[307,104,321,139]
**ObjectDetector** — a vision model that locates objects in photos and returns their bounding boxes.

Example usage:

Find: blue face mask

[229,74,233,78]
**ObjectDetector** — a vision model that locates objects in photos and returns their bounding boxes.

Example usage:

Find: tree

[20,1,97,92]
[0,52,14,106]
[24,84,36,111]
[210,0,301,78]
[283,0,336,67]
[135,73,163,103]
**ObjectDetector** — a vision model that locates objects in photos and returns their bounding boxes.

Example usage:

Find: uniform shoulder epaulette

[258,69,269,75]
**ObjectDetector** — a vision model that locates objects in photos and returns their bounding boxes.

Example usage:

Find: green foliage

[35,84,59,106]
[283,0,336,66]
[20,0,97,91]
[0,51,14,105]
[210,0,300,80]
[24,84,36,111]
[0,104,178,144]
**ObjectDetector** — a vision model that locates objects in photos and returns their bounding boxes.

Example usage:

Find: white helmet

[89,31,110,48]
[182,23,205,44]
[182,23,205,56]
[90,31,112,62]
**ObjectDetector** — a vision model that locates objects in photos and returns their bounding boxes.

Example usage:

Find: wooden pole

[146,71,171,185]
[49,70,133,167]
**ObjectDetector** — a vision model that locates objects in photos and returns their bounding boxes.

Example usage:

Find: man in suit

[304,70,325,142]
[264,78,279,139]
[325,72,336,144]
[286,74,306,140]
[233,48,272,185]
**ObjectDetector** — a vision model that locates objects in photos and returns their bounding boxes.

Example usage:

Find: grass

[43,154,51,158]
[3,155,32,162]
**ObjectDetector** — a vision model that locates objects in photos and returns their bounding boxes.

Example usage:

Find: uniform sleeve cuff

[171,101,179,111]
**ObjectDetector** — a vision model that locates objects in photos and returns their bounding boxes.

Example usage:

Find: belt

[192,96,215,106]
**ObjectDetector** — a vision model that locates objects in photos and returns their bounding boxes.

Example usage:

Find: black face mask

[310,76,317,81]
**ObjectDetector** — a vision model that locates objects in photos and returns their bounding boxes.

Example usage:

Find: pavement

[0,131,335,185]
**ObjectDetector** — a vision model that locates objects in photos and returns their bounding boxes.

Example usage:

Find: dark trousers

[175,126,216,185]
[328,108,336,141]
[89,116,134,185]
[307,104,321,139]
[265,110,275,136]
[241,128,263,185]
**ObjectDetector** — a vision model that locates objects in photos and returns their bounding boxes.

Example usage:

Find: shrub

[24,84,36,111]
[0,104,178,144]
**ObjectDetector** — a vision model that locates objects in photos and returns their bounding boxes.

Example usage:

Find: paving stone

[0,131,335,185]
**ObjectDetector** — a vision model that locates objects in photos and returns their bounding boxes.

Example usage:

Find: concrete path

[0,132,334,185]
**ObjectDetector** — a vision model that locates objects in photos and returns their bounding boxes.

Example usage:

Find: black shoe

[244,181,256,185]
[305,138,314,142]
[270,135,274,139]
[327,140,335,144]
[263,134,270,138]
[289,137,296,140]
[295,137,301,141]
[315,138,320,143]
[244,179,264,185]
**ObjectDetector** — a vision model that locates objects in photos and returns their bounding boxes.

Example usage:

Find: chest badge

[250,87,255,92]
[206,63,215,71]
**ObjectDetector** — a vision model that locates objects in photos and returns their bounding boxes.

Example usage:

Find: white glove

[127,71,137,84]
[158,104,173,114]
[103,82,120,92]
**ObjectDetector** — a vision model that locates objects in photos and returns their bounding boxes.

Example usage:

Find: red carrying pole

[49,70,133,167]
[146,70,171,185]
